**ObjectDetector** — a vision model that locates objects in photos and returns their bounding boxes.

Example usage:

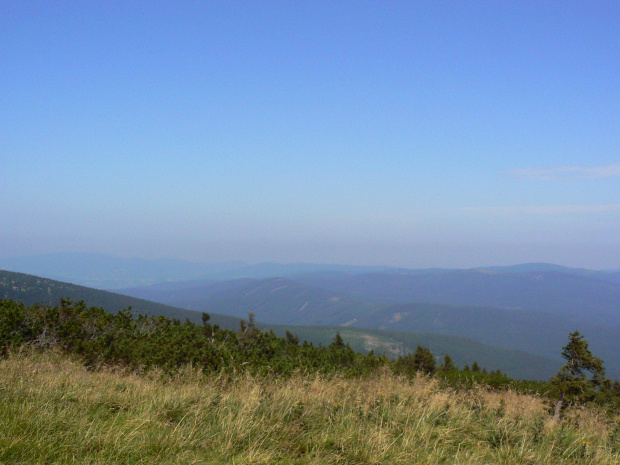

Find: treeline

[392,343,551,398]
[0,299,383,377]
[0,299,516,384]
[1,298,618,412]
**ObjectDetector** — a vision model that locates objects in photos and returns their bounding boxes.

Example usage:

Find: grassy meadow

[1,349,619,465]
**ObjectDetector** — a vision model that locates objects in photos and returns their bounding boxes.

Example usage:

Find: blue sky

[1,1,619,268]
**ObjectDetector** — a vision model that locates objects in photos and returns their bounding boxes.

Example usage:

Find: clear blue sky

[1,1,619,268]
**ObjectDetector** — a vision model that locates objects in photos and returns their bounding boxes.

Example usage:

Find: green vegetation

[551,331,608,418]
[354,302,620,380]
[0,269,241,330]
[394,345,436,375]
[1,349,619,464]
[1,298,617,406]
[1,269,563,379]
[115,270,620,380]
[0,299,384,377]
[1,298,619,463]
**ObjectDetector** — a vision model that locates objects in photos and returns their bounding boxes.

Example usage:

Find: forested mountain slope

[353,302,620,379]
[118,272,620,379]
[0,270,240,330]
[293,269,620,326]
[119,277,377,326]
[0,270,561,379]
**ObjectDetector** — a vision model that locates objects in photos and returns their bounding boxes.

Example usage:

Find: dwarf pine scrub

[1,299,619,464]
[1,349,619,465]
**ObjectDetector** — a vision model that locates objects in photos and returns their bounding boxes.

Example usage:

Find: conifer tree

[247,311,256,331]
[285,330,299,345]
[440,354,456,372]
[331,331,346,348]
[550,331,606,419]
[413,345,436,374]
[394,346,436,375]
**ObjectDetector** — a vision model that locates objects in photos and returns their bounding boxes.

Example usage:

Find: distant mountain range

[3,252,618,289]
[0,269,561,380]
[0,253,395,289]
[0,253,245,289]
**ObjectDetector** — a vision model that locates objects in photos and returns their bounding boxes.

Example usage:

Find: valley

[3,255,619,380]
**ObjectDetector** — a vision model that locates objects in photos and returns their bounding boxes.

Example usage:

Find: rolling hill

[0,269,560,379]
[274,325,560,379]
[352,301,620,379]
[0,270,241,330]
[117,272,620,379]
[292,269,620,326]
[117,277,378,326]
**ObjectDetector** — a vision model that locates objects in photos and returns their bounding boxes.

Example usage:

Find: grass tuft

[0,349,618,464]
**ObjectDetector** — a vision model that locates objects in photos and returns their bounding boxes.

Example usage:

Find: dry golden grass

[0,349,618,464]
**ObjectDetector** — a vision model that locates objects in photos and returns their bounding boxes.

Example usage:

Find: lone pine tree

[550,331,606,419]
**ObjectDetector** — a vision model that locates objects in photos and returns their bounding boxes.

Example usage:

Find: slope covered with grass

[2,350,619,464]
[1,298,620,463]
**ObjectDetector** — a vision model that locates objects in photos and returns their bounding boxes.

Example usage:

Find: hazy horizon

[1,250,618,273]
[2,2,618,269]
